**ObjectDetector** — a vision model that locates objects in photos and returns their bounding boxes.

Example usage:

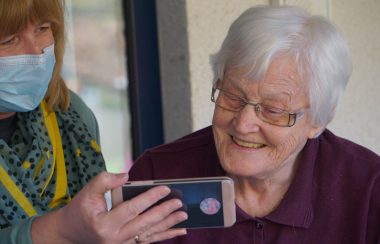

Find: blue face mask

[0,44,56,112]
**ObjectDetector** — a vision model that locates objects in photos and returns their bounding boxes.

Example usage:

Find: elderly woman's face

[212,56,320,180]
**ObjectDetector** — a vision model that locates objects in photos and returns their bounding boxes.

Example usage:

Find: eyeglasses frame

[211,86,303,127]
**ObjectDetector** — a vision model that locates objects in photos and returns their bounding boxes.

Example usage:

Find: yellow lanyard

[0,101,70,217]
[40,101,70,209]
[0,167,37,217]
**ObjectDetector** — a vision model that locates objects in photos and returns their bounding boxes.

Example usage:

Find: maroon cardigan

[129,126,380,244]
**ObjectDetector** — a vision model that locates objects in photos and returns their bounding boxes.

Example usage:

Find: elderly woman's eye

[262,105,284,115]
[227,95,241,102]
[220,93,244,108]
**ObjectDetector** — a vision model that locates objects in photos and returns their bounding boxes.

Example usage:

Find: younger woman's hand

[32,172,187,244]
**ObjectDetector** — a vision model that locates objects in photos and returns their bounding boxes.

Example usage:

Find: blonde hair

[0,0,70,111]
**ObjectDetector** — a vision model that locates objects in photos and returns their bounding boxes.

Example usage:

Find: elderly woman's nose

[232,105,261,133]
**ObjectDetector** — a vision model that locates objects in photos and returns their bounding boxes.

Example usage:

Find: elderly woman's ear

[308,126,325,139]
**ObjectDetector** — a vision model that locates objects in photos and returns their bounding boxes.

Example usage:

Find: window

[63,0,133,172]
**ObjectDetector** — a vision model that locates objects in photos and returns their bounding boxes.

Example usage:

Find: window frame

[122,0,164,159]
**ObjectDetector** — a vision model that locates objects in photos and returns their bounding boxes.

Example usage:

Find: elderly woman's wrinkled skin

[212,56,322,216]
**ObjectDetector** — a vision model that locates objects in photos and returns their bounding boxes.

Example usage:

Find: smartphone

[111,176,236,229]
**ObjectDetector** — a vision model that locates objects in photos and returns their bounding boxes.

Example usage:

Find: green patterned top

[0,91,106,243]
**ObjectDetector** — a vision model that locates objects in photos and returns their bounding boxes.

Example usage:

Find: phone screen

[122,181,225,228]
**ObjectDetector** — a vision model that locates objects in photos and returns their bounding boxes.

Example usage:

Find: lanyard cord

[40,101,70,209]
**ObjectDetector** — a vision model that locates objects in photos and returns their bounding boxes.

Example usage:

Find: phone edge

[111,186,123,207]
[222,178,236,227]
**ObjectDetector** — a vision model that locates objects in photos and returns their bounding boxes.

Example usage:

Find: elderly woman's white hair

[211,5,352,130]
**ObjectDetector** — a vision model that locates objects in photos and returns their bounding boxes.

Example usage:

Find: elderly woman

[129,5,380,244]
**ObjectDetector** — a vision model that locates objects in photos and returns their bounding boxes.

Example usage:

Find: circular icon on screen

[200,198,221,215]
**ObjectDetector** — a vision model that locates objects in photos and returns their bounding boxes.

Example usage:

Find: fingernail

[160,186,171,196]
[181,212,188,220]
[175,199,183,207]
[179,228,187,235]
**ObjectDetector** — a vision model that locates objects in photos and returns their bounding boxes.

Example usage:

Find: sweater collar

[209,126,321,228]
[263,136,319,228]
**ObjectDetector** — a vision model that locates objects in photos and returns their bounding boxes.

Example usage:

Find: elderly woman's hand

[31,172,188,244]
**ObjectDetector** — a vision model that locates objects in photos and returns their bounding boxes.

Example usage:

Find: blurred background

[62,0,380,173]
[63,0,131,173]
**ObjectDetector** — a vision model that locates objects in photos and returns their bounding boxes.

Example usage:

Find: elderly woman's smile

[212,56,319,181]
[232,137,265,149]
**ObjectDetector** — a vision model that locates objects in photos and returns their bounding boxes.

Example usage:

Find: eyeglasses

[211,87,304,127]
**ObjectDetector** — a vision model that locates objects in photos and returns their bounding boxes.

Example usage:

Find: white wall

[185,0,268,131]
[156,0,380,155]
[327,0,380,155]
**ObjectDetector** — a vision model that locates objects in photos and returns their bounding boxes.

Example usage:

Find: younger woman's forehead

[0,0,60,37]
[0,12,34,37]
